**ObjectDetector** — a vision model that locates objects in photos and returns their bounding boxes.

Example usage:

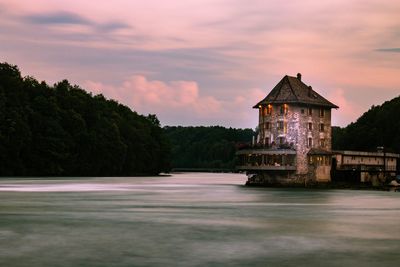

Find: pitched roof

[253,74,339,108]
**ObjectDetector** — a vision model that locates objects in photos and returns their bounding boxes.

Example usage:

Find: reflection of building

[236,73,338,185]
[236,73,399,186]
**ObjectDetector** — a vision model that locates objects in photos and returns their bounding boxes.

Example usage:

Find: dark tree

[0,62,170,176]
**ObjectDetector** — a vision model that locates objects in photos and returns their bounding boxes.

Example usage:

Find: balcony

[236,148,297,171]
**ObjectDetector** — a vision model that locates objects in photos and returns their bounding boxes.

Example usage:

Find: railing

[236,165,296,171]
[336,165,397,172]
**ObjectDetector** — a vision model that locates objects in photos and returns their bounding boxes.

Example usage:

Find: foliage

[0,62,170,176]
[163,126,254,170]
[332,96,400,153]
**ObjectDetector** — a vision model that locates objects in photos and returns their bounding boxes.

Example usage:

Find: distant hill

[332,96,400,153]
[163,126,254,170]
[0,62,170,176]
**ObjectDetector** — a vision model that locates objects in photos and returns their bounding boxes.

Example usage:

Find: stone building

[236,73,339,185]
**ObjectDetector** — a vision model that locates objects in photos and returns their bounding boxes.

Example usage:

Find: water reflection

[0,173,399,267]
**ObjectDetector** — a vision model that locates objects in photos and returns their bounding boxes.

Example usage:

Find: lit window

[266,104,272,115]
[280,104,288,115]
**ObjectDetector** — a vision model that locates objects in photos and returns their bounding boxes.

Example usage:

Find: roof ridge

[286,76,299,102]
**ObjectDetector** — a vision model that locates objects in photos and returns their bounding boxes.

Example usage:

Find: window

[280,104,288,115]
[266,104,272,115]
[277,121,284,130]
[308,107,313,116]
[319,123,325,132]
[279,137,285,144]
[308,137,312,148]
[265,137,270,145]
[308,122,312,131]
[301,109,305,114]
[319,108,325,117]
[265,122,270,130]
[320,138,325,148]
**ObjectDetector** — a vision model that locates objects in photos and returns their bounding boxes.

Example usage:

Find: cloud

[25,11,90,25]
[84,75,262,128]
[375,48,400,53]
[85,75,221,124]
[327,88,363,127]
[98,21,131,32]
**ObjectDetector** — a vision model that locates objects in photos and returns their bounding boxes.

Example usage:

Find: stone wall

[258,104,332,178]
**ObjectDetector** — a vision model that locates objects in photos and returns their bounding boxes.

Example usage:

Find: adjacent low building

[332,150,399,185]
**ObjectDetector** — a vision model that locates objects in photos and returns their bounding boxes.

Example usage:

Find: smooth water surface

[0,173,399,266]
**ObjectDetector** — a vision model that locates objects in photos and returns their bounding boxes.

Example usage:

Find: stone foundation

[246,171,319,186]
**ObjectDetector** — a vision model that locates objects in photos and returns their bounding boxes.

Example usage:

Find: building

[332,150,399,185]
[236,73,339,185]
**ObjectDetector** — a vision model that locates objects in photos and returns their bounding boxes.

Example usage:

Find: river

[0,173,399,266]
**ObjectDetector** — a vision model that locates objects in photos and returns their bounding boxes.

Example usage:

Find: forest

[0,62,170,176]
[163,126,254,170]
[332,96,400,153]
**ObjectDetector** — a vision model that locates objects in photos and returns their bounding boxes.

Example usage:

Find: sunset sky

[1,0,399,128]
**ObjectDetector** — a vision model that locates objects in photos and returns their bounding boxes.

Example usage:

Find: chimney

[297,73,302,81]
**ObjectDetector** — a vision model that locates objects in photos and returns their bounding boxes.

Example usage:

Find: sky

[0,0,399,128]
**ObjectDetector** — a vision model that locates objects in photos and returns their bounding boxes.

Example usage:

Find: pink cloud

[85,76,221,122]
[84,76,263,128]
[328,88,363,126]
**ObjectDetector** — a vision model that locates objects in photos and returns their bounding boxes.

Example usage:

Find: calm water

[0,173,399,267]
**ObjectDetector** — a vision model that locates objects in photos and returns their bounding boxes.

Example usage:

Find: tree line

[0,62,170,176]
[163,126,254,170]
[332,95,400,153]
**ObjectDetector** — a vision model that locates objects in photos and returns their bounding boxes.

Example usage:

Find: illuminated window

[280,104,288,115]
[266,104,272,115]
